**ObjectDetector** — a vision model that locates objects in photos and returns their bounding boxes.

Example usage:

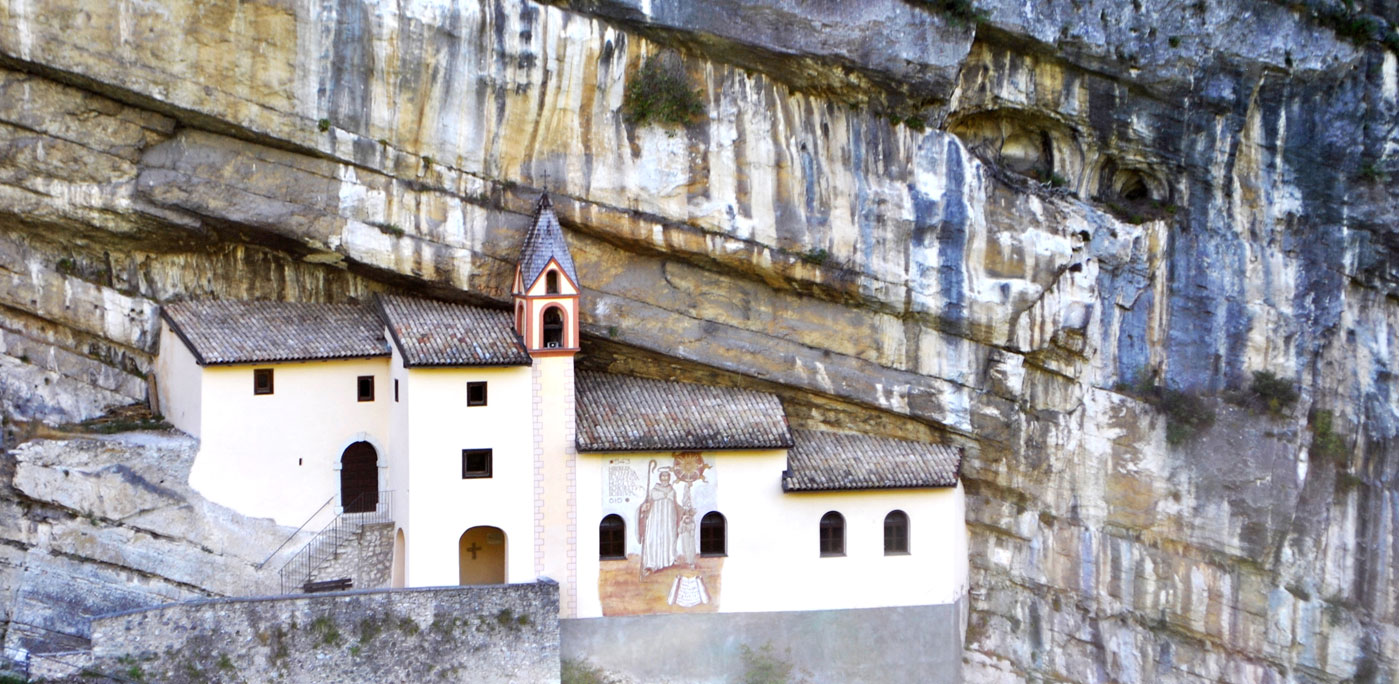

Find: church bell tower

[514,193,581,617]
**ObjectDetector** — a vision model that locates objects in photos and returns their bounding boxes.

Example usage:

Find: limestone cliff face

[0,0,1395,681]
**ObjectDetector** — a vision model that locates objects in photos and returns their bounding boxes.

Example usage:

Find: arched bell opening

[541,306,565,348]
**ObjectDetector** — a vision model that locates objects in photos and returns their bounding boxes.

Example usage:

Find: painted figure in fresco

[637,464,679,576]
[671,452,707,569]
[677,507,697,567]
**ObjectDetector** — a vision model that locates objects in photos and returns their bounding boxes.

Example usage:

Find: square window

[462,449,492,478]
[253,368,274,395]
[467,381,488,406]
[357,375,375,402]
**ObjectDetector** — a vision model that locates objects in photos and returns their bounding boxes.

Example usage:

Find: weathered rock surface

[0,433,293,665]
[0,0,1394,681]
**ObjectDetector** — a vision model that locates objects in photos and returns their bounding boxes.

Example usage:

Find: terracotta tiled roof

[575,372,793,452]
[161,300,388,365]
[782,429,962,492]
[516,194,579,291]
[378,295,531,367]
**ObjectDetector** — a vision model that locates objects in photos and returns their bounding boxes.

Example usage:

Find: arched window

[542,307,565,348]
[699,512,726,556]
[599,514,625,560]
[546,270,560,294]
[884,510,909,555]
[819,511,844,557]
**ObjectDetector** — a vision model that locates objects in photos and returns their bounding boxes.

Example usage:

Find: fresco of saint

[637,466,679,575]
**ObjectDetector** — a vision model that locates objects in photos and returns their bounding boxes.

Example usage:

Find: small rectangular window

[357,375,375,402]
[462,449,493,478]
[253,368,274,395]
[467,381,488,406]
[394,379,399,402]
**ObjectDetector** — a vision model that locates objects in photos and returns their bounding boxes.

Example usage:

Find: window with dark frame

[253,368,274,395]
[699,512,726,556]
[599,514,625,559]
[467,381,488,406]
[357,375,375,402]
[394,379,399,402]
[819,511,845,557]
[461,449,493,478]
[546,270,560,295]
[884,510,910,555]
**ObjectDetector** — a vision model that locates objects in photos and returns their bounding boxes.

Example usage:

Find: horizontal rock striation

[0,0,1393,681]
[0,433,293,665]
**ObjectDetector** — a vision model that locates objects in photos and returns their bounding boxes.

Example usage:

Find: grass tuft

[623,59,705,128]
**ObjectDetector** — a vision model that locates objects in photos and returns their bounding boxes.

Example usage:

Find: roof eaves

[159,306,208,366]
[200,350,392,366]
[401,357,532,369]
[575,439,792,453]
[780,480,960,493]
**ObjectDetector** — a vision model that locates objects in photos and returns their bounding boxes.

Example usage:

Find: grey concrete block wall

[561,599,964,684]
[88,583,560,684]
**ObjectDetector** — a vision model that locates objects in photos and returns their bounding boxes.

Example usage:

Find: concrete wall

[401,363,535,588]
[575,448,968,617]
[89,583,560,684]
[187,356,392,525]
[561,599,965,684]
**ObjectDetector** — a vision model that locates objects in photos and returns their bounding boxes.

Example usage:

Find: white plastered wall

[400,364,535,588]
[387,337,411,579]
[535,355,577,614]
[154,321,202,438]
[186,356,391,526]
[574,449,968,617]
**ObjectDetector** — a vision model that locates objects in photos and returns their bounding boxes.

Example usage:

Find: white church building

[153,195,968,620]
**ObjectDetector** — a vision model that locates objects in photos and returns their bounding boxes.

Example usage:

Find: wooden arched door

[340,442,378,513]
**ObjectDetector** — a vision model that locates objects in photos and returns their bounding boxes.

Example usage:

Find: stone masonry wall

[88,583,560,684]
[301,522,394,593]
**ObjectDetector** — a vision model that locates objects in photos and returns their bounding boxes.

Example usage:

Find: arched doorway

[340,442,378,513]
[391,528,406,588]
[458,526,506,585]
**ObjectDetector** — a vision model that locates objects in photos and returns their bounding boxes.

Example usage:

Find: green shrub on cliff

[1118,370,1216,445]
[1249,370,1299,417]
[623,60,704,128]
[1310,409,1347,461]
[907,0,988,26]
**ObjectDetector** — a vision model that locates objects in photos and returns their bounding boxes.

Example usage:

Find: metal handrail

[277,490,393,594]
[257,494,338,569]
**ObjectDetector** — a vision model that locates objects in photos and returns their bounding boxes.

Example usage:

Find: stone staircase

[277,491,395,594]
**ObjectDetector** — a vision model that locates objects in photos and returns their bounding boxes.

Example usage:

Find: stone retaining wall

[88,582,559,684]
[300,522,394,593]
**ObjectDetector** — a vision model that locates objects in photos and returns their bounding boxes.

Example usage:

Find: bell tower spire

[512,193,580,356]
